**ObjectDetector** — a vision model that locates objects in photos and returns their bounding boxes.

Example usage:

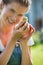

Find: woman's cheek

[14,16,22,24]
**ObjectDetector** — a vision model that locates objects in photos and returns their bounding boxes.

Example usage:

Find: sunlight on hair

[0,0,2,4]
[26,0,32,14]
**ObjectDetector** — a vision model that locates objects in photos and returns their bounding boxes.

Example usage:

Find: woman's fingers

[27,24,35,38]
[19,22,28,31]
[15,21,26,30]
[29,24,35,34]
[23,24,35,39]
[14,19,35,39]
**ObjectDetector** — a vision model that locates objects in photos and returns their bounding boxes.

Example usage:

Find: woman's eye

[10,9,15,13]
[18,14,23,16]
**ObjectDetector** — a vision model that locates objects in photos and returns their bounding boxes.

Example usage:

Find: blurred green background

[31,31,43,65]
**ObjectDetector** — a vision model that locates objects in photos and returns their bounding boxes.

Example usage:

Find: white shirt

[0,37,34,52]
[27,37,34,46]
[0,40,5,51]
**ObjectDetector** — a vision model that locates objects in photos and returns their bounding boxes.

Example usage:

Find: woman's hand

[14,21,35,65]
[14,20,35,41]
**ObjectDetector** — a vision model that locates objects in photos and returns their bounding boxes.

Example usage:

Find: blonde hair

[2,0,31,7]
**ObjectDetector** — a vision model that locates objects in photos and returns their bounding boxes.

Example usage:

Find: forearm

[21,39,33,65]
[0,36,17,65]
[21,39,29,65]
[27,46,33,65]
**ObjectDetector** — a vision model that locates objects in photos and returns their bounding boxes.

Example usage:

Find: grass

[31,44,43,65]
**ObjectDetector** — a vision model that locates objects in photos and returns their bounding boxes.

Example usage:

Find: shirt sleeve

[27,37,35,46]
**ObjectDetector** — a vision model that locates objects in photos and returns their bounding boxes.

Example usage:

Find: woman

[0,0,35,65]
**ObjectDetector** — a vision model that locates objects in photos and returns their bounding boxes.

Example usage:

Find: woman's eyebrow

[18,14,23,16]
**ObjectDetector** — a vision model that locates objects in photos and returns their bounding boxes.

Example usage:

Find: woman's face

[2,2,28,24]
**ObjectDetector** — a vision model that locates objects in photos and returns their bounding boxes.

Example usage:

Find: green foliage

[39,29,43,43]
[32,32,41,44]
[32,31,43,45]
[31,44,43,65]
